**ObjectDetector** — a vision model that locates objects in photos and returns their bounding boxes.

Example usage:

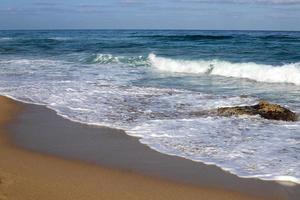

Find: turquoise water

[0,30,299,183]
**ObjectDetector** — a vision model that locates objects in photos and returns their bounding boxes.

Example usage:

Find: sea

[0,30,299,184]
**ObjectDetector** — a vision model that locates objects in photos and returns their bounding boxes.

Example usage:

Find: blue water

[0,30,300,184]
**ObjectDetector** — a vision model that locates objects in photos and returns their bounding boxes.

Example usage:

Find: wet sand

[1,96,299,199]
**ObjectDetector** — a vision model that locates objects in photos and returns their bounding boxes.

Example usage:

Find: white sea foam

[128,117,300,184]
[149,53,300,85]
[0,57,299,185]
[92,54,117,63]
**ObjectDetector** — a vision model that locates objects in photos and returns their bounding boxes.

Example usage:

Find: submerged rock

[217,101,297,122]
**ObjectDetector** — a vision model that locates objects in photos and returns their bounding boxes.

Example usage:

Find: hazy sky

[0,0,300,30]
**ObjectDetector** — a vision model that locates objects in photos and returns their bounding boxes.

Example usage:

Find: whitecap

[149,53,300,85]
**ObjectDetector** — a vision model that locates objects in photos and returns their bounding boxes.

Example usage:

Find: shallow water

[0,30,299,183]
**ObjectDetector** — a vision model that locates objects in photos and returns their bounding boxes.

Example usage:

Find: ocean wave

[86,54,149,66]
[0,37,12,41]
[259,35,300,41]
[149,54,300,85]
[135,34,233,41]
[80,53,300,85]
[2,38,66,44]
[48,37,73,41]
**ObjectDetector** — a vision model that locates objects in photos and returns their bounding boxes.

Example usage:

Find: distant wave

[149,54,300,85]
[48,37,73,41]
[135,34,233,41]
[29,38,68,43]
[134,34,300,42]
[0,38,72,43]
[259,35,300,41]
[0,37,12,41]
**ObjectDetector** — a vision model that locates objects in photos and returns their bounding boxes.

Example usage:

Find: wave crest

[148,54,300,85]
[87,54,149,66]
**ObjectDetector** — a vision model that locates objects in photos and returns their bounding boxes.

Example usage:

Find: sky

[0,0,300,30]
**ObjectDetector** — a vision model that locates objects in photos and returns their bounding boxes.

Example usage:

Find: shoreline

[5,94,300,186]
[1,95,299,199]
[4,95,300,186]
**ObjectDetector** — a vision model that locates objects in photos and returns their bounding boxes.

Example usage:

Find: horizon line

[1,28,300,32]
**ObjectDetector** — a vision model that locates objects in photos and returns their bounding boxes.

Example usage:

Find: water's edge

[3,94,299,185]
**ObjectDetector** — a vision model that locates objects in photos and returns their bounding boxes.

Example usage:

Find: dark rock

[217,101,297,122]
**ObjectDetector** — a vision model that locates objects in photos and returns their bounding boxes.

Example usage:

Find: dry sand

[0,96,274,200]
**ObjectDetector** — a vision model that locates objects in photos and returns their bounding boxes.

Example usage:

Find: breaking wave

[86,54,149,66]
[81,53,300,85]
[148,54,300,85]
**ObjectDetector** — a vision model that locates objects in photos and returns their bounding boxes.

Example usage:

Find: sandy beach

[0,95,299,200]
